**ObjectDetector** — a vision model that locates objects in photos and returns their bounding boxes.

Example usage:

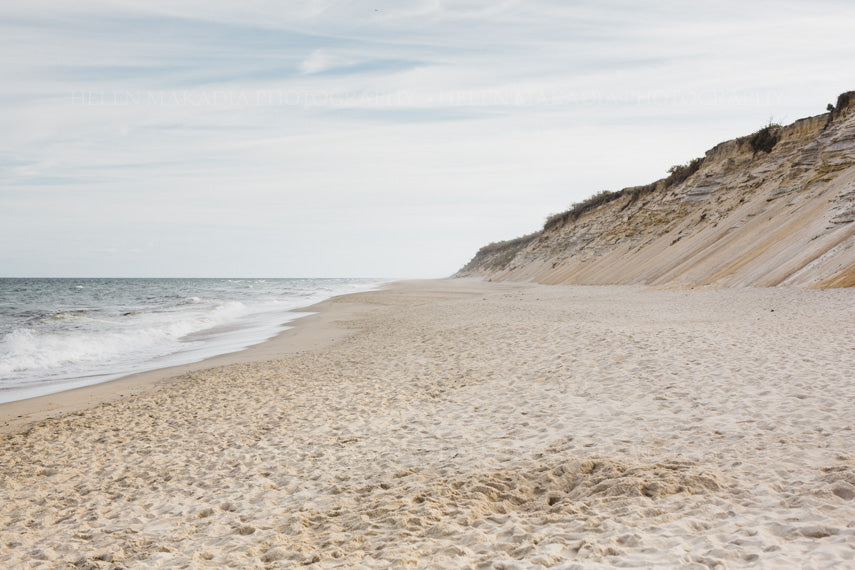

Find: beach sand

[1,279,854,568]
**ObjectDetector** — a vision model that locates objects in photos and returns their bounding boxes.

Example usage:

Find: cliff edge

[457,91,855,288]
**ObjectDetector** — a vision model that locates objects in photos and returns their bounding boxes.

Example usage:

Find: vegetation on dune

[461,233,538,272]
[543,190,623,232]
[543,157,704,232]
[665,157,705,187]
[462,154,707,274]
[835,92,853,113]
[748,122,782,155]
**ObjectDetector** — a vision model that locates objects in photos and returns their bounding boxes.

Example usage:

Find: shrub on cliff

[542,157,705,232]
[665,158,704,188]
[749,123,781,154]
[544,190,622,231]
[458,233,538,273]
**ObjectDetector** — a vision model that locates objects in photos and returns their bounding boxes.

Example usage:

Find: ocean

[0,278,386,404]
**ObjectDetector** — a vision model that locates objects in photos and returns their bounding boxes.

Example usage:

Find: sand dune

[458,91,855,289]
[2,280,855,567]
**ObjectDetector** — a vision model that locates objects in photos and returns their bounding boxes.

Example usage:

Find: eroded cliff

[457,91,855,288]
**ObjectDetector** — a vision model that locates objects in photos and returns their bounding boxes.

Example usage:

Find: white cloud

[1,0,855,277]
[298,49,356,75]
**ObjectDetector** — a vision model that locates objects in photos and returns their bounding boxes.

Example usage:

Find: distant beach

[2,279,854,567]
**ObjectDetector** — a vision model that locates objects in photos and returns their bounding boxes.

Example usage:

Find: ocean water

[0,278,385,404]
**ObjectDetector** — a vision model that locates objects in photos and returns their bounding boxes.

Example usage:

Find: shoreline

[0,281,394,434]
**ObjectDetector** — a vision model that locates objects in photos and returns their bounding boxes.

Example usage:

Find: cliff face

[457,92,855,288]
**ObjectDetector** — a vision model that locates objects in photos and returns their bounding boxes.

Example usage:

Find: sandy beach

[2,279,855,568]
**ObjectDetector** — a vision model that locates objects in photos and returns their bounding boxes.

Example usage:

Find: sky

[1,1,854,278]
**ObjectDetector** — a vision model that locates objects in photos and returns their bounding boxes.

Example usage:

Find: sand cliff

[458,91,855,288]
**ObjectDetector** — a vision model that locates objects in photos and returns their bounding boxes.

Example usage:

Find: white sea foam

[0,278,386,403]
[0,301,249,377]
[1,327,172,375]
